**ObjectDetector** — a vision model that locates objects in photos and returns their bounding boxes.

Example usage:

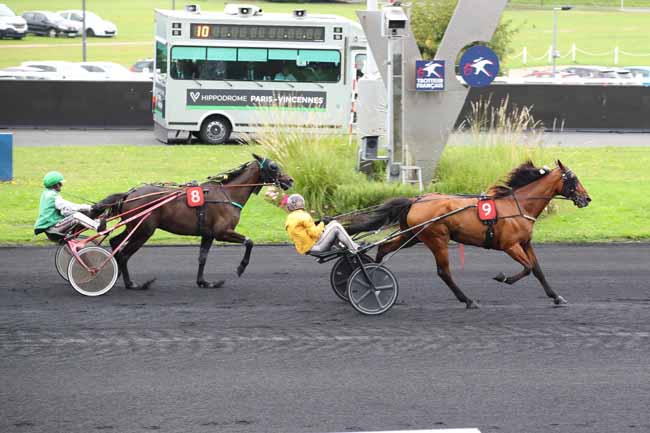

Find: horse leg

[493,242,533,285]
[219,230,253,277]
[420,231,478,309]
[526,244,567,305]
[375,233,421,262]
[196,235,224,289]
[375,235,404,263]
[112,224,157,290]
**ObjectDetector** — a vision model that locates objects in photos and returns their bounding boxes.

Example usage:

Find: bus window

[171,46,206,79]
[296,50,341,83]
[155,41,167,77]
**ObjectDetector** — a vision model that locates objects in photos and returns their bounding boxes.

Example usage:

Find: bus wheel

[200,116,231,144]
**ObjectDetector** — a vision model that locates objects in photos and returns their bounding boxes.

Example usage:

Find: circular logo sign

[459,45,500,88]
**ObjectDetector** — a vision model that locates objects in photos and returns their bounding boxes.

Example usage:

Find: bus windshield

[169,46,341,83]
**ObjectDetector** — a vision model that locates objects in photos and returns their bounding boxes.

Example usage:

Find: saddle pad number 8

[186,186,205,207]
[478,199,497,221]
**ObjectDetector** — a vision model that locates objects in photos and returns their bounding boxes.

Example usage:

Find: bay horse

[345,160,591,308]
[92,154,292,290]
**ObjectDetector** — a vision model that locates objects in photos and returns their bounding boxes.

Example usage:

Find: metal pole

[172,0,176,10]
[82,0,87,62]
[386,39,394,182]
[552,8,557,78]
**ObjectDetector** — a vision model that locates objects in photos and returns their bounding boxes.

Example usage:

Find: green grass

[2,145,650,245]
[0,145,290,245]
[2,0,650,69]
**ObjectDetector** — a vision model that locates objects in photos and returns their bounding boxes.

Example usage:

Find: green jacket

[34,189,63,232]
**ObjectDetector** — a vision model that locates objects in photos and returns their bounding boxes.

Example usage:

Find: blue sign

[459,45,499,88]
[0,133,12,181]
[415,60,445,91]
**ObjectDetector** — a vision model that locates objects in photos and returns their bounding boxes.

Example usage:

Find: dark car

[22,10,80,37]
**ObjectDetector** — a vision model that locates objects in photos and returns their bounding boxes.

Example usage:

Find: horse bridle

[560,169,578,198]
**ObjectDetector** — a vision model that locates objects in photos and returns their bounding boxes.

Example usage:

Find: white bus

[153,5,367,144]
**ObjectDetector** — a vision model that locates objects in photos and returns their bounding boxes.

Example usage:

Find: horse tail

[343,197,413,235]
[90,192,130,218]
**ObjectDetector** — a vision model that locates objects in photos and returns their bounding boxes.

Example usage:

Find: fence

[513,44,650,66]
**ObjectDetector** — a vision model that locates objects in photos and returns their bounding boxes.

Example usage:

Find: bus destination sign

[190,24,326,42]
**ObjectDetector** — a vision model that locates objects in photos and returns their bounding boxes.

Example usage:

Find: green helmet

[43,171,65,188]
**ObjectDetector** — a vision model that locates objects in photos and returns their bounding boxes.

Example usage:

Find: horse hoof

[198,280,224,289]
[126,278,155,290]
[554,296,568,306]
[236,266,245,277]
[466,300,480,309]
[493,272,507,283]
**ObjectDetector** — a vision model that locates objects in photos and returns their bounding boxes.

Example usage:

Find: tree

[409,0,518,69]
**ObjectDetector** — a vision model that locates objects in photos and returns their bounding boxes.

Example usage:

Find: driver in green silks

[34,171,106,238]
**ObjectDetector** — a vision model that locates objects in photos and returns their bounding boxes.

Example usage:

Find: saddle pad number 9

[186,186,205,207]
[478,199,497,221]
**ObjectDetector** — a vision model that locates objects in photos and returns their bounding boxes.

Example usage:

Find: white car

[0,66,52,80]
[19,61,93,80]
[77,61,151,81]
[0,4,27,39]
[57,10,117,37]
[624,66,650,86]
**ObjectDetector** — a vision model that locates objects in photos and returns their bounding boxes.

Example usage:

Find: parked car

[0,4,27,39]
[130,58,153,73]
[0,66,51,80]
[57,10,117,37]
[22,11,81,37]
[624,66,650,86]
[77,61,151,81]
[19,61,91,80]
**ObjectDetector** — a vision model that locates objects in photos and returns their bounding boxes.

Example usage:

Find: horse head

[556,160,591,208]
[253,154,293,190]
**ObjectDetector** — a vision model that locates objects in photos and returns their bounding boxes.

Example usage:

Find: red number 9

[482,202,492,217]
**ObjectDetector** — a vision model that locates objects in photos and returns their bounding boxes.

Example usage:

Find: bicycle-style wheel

[67,246,118,297]
[329,253,374,301]
[55,244,73,281]
[347,264,399,315]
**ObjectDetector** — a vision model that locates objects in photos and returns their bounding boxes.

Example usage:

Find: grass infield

[1,145,649,246]
[1,0,649,69]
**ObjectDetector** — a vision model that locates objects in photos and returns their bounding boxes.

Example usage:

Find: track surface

[1,244,649,433]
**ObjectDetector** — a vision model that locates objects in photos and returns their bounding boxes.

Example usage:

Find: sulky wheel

[55,244,73,281]
[54,237,99,281]
[347,264,399,315]
[67,246,118,297]
[329,253,374,301]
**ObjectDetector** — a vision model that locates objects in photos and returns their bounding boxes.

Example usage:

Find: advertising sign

[415,60,445,91]
[186,89,327,110]
[459,45,500,88]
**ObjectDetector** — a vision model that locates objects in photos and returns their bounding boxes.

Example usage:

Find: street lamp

[552,6,572,78]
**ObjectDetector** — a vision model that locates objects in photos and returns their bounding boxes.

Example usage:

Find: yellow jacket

[285,209,324,254]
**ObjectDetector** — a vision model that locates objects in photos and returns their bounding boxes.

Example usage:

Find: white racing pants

[50,212,100,233]
[309,221,359,254]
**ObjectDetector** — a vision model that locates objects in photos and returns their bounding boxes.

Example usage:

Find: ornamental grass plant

[433,95,546,194]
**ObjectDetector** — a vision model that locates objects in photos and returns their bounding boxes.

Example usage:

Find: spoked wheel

[347,264,399,315]
[67,246,118,297]
[55,244,73,281]
[54,237,99,281]
[329,253,374,301]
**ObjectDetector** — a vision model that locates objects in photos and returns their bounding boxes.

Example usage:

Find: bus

[153,5,367,144]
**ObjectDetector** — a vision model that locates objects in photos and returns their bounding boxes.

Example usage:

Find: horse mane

[488,160,551,197]
[207,161,253,184]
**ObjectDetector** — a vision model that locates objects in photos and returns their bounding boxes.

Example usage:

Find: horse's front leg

[196,235,224,288]
[493,242,532,285]
[219,229,253,277]
[526,244,567,305]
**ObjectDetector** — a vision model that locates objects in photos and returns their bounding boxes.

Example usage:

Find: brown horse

[345,160,591,308]
[93,154,292,290]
